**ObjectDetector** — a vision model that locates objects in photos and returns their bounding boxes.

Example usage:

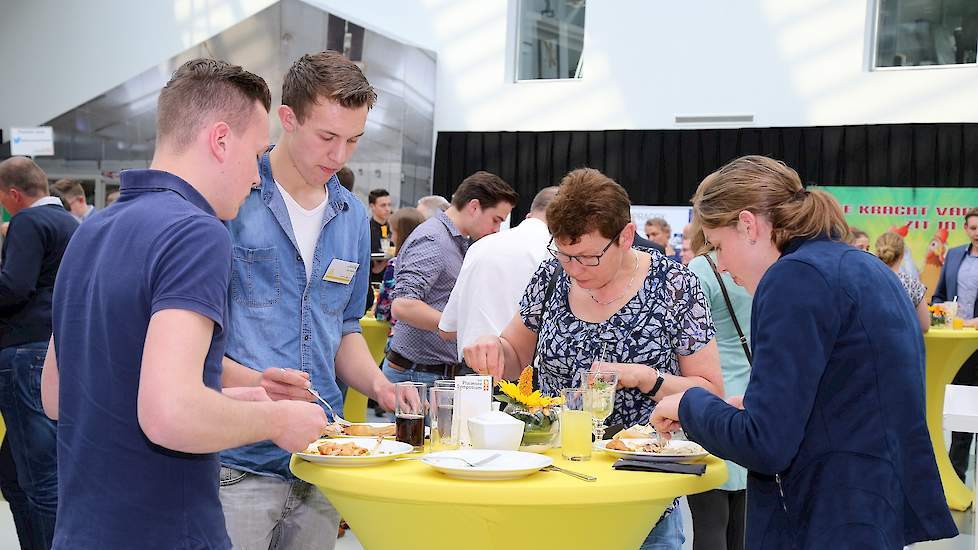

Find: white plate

[596,438,708,463]
[296,438,414,467]
[421,450,552,480]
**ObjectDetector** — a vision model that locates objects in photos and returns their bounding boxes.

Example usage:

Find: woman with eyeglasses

[464,167,723,550]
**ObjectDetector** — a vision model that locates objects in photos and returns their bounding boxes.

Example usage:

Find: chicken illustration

[921,227,948,306]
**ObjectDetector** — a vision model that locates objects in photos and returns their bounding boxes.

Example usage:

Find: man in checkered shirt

[385,172,518,384]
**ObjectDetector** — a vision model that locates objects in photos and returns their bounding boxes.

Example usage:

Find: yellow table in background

[342,316,390,423]
[924,327,978,511]
[292,449,726,550]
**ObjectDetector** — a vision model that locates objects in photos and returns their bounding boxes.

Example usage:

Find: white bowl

[467,411,524,451]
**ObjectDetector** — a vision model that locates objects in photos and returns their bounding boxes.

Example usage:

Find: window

[516,0,586,80]
[874,0,978,68]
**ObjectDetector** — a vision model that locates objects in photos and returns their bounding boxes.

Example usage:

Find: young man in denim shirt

[218,51,397,550]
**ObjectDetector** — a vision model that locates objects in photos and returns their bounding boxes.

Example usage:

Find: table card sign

[453,375,492,446]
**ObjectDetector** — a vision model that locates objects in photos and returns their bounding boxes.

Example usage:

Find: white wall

[427,0,978,131]
[4,0,978,135]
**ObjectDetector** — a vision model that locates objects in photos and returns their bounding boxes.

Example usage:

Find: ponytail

[692,155,849,252]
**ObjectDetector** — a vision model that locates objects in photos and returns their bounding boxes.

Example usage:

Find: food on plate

[605,438,702,455]
[613,423,656,440]
[344,424,395,437]
[305,440,370,456]
[605,439,635,451]
[322,423,346,437]
[321,423,395,438]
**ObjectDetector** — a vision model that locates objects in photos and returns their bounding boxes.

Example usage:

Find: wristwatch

[647,367,665,397]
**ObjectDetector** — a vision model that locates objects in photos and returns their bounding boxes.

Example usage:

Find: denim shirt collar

[120,169,217,217]
[256,146,348,253]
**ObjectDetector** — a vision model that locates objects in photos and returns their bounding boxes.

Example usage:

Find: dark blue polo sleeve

[678,259,841,475]
[148,215,232,329]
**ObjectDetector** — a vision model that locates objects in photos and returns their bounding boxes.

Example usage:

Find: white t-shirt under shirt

[276,181,327,282]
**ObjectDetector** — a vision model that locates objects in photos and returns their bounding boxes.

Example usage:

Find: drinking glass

[585,371,619,443]
[395,382,427,451]
[945,301,959,322]
[428,387,458,450]
[560,388,592,461]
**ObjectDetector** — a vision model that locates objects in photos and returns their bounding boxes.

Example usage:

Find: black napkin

[612,458,706,475]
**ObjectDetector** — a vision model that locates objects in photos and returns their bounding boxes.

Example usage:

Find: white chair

[944,384,978,550]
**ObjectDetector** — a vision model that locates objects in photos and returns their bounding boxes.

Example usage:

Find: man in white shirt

[439,187,558,359]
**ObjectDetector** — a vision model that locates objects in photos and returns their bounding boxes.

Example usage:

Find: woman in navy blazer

[651,156,957,549]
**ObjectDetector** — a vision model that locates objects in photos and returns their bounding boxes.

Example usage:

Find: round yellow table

[291,448,726,549]
[924,327,978,511]
[343,317,391,422]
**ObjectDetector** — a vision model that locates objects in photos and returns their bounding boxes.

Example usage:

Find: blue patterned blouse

[519,247,716,428]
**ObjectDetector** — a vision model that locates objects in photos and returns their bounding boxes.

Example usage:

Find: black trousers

[949,349,978,481]
[687,488,746,550]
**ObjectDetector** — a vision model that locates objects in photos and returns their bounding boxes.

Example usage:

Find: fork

[543,465,597,482]
[308,388,352,426]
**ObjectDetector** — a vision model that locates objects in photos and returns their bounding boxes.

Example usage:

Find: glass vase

[502,402,560,453]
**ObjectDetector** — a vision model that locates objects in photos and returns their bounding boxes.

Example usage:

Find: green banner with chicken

[817,186,978,304]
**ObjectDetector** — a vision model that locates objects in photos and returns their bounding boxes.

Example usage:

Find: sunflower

[497,366,564,411]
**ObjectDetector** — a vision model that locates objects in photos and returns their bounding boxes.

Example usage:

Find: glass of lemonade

[560,388,592,461]
[585,371,619,443]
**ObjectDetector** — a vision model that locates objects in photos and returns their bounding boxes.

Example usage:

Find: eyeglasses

[547,231,621,267]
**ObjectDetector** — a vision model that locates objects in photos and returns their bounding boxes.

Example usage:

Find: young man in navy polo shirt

[41,59,328,550]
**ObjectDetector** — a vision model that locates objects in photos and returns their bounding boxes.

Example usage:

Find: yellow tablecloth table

[291,448,726,550]
[924,327,978,511]
[342,316,390,423]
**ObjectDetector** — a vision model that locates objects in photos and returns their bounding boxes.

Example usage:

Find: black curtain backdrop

[433,123,978,221]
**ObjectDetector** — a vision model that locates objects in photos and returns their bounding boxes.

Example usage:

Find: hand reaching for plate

[649,391,684,439]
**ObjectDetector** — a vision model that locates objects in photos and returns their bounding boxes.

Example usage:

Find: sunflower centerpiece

[929,304,947,327]
[496,366,564,453]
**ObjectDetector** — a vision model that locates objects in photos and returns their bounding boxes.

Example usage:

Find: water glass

[585,371,619,442]
[429,387,458,450]
[560,388,592,461]
[395,382,427,451]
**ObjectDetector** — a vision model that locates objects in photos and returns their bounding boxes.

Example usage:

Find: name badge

[323,259,359,285]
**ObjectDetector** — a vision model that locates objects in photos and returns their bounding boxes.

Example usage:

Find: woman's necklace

[583,251,639,306]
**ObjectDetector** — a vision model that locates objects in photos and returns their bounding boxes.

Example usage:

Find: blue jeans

[219,467,340,550]
[381,358,446,387]
[0,342,58,550]
[640,507,685,550]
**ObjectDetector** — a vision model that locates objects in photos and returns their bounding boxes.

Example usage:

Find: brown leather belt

[387,348,463,378]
